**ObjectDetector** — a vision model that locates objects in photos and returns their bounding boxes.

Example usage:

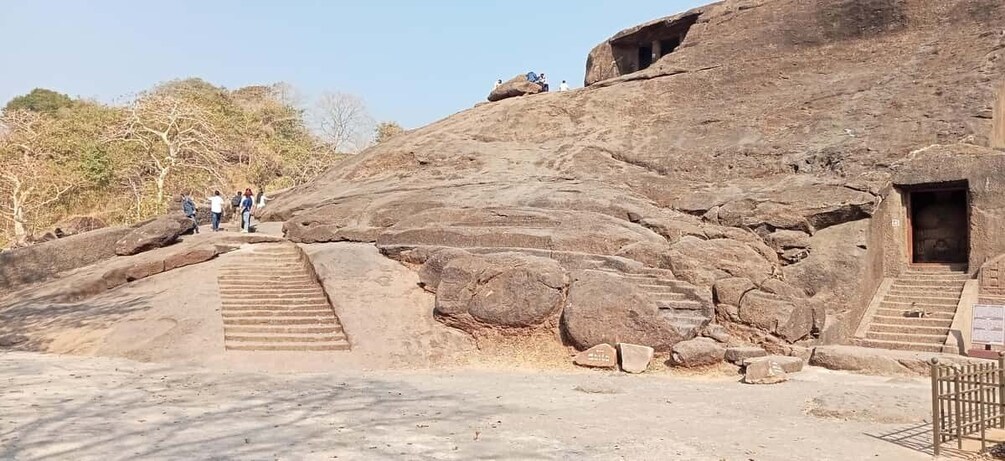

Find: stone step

[887,288,963,297]
[852,338,948,353]
[219,295,329,303]
[218,274,314,281]
[222,317,340,326]
[905,264,968,273]
[869,323,951,336]
[218,284,319,292]
[225,333,347,343]
[900,271,970,279]
[218,280,316,288]
[864,331,948,344]
[224,325,343,335]
[883,295,959,306]
[219,265,305,273]
[225,341,351,352]
[870,315,954,327]
[221,303,332,311]
[218,288,325,296]
[222,309,335,318]
[879,301,958,312]
[657,300,705,310]
[874,308,955,320]
[892,280,967,288]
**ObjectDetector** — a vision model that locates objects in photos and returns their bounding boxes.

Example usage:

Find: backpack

[526,72,538,83]
[231,195,241,207]
[182,198,196,216]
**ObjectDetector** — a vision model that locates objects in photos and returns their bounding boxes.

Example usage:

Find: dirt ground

[0,350,938,461]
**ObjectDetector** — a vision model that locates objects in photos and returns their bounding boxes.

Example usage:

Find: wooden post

[932,358,942,456]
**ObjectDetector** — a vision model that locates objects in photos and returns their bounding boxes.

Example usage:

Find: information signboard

[972,304,1005,346]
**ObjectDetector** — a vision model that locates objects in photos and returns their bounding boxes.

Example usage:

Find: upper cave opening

[611,12,699,75]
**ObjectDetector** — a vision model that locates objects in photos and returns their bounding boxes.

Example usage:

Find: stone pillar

[652,40,662,61]
[993,80,1005,149]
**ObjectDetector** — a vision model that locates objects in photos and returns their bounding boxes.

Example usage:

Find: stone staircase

[590,268,714,337]
[217,243,350,351]
[854,265,968,353]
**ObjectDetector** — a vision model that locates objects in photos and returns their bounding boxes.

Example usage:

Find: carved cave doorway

[906,184,969,265]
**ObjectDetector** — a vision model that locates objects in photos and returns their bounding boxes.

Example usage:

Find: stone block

[744,355,804,374]
[744,359,788,385]
[724,346,768,365]
[574,344,618,369]
[618,343,654,374]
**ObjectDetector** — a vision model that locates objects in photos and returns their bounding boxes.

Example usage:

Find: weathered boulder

[809,345,985,376]
[417,247,471,293]
[670,237,775,286]
[713,277,755,306]
[724,346,768,365]
[744,359,789,385]
[703,324,732,343]
[434,253,568,330]
[744,355,804,374]
[739,291,814,342]
[574,343,618,369]
[764,230,810,253]
[164,246,219,271]
[0,226,132,292]
[0,334,28,348]
[115,214,191,256]
[670,337,725,367]
[562,270,684,351]
[488,75,543,102]
[102,259,166,289]
[618,343,655,374]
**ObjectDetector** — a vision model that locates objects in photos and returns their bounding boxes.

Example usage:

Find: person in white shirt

[538,73,549,92]
[559,80,570,92]
[493,79,502,90]
[207,190,225,232]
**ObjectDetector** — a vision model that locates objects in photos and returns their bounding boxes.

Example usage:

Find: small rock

[574,344,618,369]
[724,346,768,365]
[744,355,804,374]
[670,337,725,367]
[703,324,732,343]
[617,343,654,374]
[744,359,788,384]
[788,345,813,362]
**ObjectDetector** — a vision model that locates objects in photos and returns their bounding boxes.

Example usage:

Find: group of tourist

[493,73,571,93]
[179,188,268,234]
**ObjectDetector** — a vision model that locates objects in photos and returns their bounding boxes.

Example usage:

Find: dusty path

[0,351,934,460]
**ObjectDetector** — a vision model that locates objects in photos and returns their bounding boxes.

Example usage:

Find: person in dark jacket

[181,192,199,234]
[240,188,255,233]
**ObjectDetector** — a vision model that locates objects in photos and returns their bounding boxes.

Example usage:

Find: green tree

[4,88,74,114]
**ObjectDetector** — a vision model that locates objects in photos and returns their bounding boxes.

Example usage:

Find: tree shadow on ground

[0,364,564,460]
[0,292,154,352]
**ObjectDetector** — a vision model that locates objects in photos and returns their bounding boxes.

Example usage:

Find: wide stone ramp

[854,266,968,353]
[217,243,349,351]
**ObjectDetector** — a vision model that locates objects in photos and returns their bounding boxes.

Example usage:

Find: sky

[0,0,704,129]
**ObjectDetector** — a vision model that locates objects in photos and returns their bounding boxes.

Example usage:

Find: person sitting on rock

[538,73,549,92]
[559,80,570,92]
[493,79,502,90]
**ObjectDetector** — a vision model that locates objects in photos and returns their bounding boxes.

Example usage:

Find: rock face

[0,226,132,293]
[487,74,543,102]
[574,344,618,368]
[261,0,1005,355]
[115,214,192,256]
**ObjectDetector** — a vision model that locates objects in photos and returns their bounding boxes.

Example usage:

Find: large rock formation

[262,0,1005,354]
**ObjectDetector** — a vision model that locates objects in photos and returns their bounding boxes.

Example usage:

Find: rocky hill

[261,0,1005,354]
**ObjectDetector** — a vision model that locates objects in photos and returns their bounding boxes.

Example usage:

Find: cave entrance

[906,184,969,265]
[638,44,653,70]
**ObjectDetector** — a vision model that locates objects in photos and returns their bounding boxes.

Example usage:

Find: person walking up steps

[181,192,199,234]
[208,190,224,232]
[240,188,255,233]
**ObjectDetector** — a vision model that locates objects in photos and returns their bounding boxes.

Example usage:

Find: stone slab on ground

[574,344,618,369]
[810,345,989,376]
[671,337,725,368]
[745,355,804,374]
[618,343,654,374]
[725,346,767,364]
[744,359,789,385]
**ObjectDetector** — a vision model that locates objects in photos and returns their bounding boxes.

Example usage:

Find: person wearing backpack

[181,192,199,234]
[230,190,243,228]
[240,188,255,233]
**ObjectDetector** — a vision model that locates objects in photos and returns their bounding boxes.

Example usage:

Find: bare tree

[114,93,225,205]
[0,110,77,240]
[314,91,373,153]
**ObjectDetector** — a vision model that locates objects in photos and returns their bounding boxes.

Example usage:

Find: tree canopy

[0,80,354,247]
